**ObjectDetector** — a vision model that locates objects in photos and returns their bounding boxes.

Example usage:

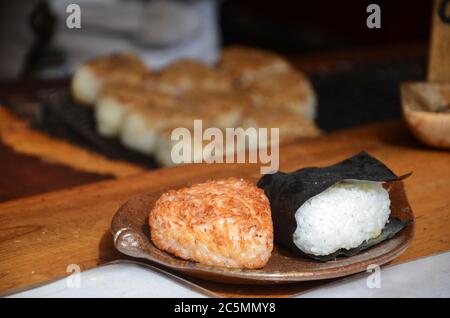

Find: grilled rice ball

[183,90,252,129]
[149,178,273,269]
[120,104,214,156]
[95,81,175,137]
[219,46,290,85]
[157,59,232,96]
[243,69,318,120]
[154,126,241,166]
[241,106,321,146]
[71,53,151,106]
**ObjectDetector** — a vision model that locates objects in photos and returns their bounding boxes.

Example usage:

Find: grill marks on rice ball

[149,178,273,269]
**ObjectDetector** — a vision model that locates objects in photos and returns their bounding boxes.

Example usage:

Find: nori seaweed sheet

[257,151,412,261]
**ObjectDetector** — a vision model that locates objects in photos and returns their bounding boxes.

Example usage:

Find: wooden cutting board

[0,120,449,297]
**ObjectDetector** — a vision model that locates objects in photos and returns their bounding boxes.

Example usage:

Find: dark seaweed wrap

[257,151,411,261]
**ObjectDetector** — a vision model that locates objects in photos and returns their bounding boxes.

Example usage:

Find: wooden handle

[428,0,450,82]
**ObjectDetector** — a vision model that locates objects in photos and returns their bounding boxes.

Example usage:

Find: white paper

[8,252,450,298]
[297,251,450,298]
[8,261,212,298]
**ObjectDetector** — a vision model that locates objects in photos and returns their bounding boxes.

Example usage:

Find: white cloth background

[49,0,220,72]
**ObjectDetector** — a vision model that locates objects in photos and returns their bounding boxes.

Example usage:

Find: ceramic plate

[111,180,414,284]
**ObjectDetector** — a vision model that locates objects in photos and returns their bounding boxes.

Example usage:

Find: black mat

[310,57,425,131]
[35,90,159,169]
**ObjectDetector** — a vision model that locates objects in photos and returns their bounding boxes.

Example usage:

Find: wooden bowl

[111,180,414,285]
[401,82,450,149]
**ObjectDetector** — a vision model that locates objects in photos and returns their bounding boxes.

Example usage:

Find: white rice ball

[293,180,391,256]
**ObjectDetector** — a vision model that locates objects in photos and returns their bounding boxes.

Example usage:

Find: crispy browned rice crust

[149,178,273,269]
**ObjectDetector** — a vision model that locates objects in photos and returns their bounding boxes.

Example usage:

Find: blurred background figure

[0,0,434,132]
[0,0,432,80]
[0,0,220,79]
[49,0,219,72]
[0,1,37,79]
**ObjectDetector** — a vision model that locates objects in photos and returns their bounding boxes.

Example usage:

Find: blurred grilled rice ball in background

[71,53,152,105]
[70,47,320,165]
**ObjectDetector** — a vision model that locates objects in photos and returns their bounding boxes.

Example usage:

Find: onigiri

[257,151,410,261]
[293,180,391,256]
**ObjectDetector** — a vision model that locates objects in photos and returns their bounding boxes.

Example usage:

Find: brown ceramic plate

[111,179,414,285]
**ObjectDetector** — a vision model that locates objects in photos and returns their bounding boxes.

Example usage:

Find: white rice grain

[293,180,391,256]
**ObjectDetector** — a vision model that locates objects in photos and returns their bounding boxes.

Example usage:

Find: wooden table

[0,43,427,201]
[1,120,449,297]
[0,44,446,297]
